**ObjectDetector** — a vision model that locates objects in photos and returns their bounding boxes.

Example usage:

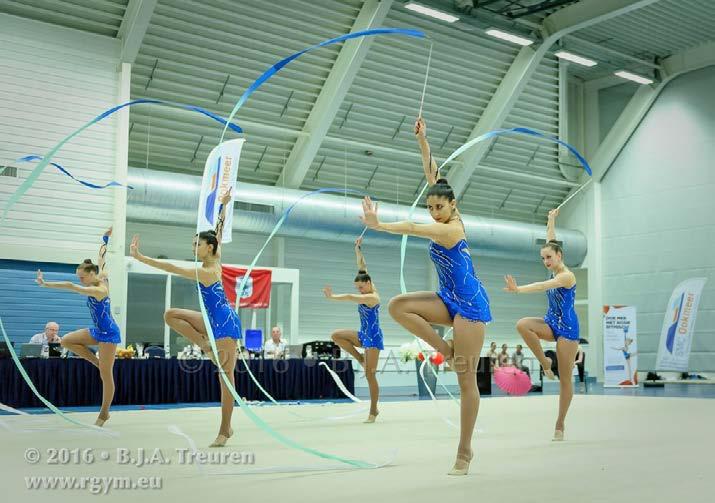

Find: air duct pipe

[127,168,587,266]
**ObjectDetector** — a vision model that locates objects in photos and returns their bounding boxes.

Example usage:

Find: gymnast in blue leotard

[36,228,118,427]
[360,117,489,476]
[325,237,383,423]
[131,189,240,447]
[503,207,580,441]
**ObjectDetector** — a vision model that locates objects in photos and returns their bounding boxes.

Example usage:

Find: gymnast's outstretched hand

[129,235,141,259]
[360,196,380,229]
[503,274,519,293]
[36,269,45,286]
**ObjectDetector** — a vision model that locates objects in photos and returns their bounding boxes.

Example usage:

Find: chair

[244,329,263,353]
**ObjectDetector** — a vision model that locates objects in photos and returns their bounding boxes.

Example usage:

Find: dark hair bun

[436,178,449,185]
[357,269,367,274]
[83,259,93,264]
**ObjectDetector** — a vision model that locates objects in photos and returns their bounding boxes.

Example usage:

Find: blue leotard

[87,296,121,344]
[544,278,579,341]
[357,303,384,350]
[199,281,242,340]
[429,239,492,323]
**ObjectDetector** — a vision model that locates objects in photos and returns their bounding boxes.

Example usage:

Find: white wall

[600,65,715,371]
[598,84,637,143]
[562,65,715,375]
[0,14,122,263]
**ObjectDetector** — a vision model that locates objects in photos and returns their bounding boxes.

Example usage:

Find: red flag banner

[221,265,272,309]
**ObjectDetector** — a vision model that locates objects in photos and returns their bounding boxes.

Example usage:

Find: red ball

[417,352,425,361]
[430,352,445,365]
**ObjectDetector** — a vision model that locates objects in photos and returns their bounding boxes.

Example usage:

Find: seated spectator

[487,341,498,371]
[29,321,61,348]
[512,344,530,376]
[263,326,286,359]
[497,344,511,367]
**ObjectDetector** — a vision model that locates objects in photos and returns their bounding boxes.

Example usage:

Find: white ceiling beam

[583,74,629,91]
[447,0,661,198]
[0,12,120,59]
[281,0,394,188]
[588,39,715,183]
[117,0,157,63]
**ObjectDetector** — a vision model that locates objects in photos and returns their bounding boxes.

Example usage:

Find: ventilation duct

[127,168,587,266]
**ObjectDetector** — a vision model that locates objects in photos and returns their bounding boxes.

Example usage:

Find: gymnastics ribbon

[399,126,592,294]
[1,99,242,223]
[0,101,241,429]
[394,128,592,414]
[215,22,428,412]
[196,187,385,470]
[231,188,377,407]
[319,361,363,403]
[218,27,425,144]
[16,155,134,190]
[419,359,458,429]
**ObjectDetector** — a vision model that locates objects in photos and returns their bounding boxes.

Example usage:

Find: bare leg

[516,317,556,379]
[331,330,364,367]
[363,348,380,421]
[60,329,99,369]
[96,342,116,426]
[554,338,579,440]
[164,308,213,358]
[210,337,238,447]
[448,316,485,476]
[388,292,454,357]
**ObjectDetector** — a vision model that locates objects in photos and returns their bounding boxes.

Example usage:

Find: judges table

[0,357,354,408]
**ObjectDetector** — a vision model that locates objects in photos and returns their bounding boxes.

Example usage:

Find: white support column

[587,182,604,381]
[290,271,300,345]
[566,76,585,157]
[558,59,580,181]
[111,62,131,346]
[583,81,601,161]
[282,0,393,188]
[273,237,286,268]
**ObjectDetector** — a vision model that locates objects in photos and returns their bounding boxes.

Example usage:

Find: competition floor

[1,391,712,503]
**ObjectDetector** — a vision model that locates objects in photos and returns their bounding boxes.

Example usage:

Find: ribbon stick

[557,179,592,211]
[219,28,425,144]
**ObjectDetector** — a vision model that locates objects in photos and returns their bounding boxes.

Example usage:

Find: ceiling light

[404,3,459,23]
[555,50,597,67]
[485,28,534,46]
[615,70,654,85]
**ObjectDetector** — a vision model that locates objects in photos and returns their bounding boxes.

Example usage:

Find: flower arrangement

[398,340,445,365]
[115,344,136,359]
